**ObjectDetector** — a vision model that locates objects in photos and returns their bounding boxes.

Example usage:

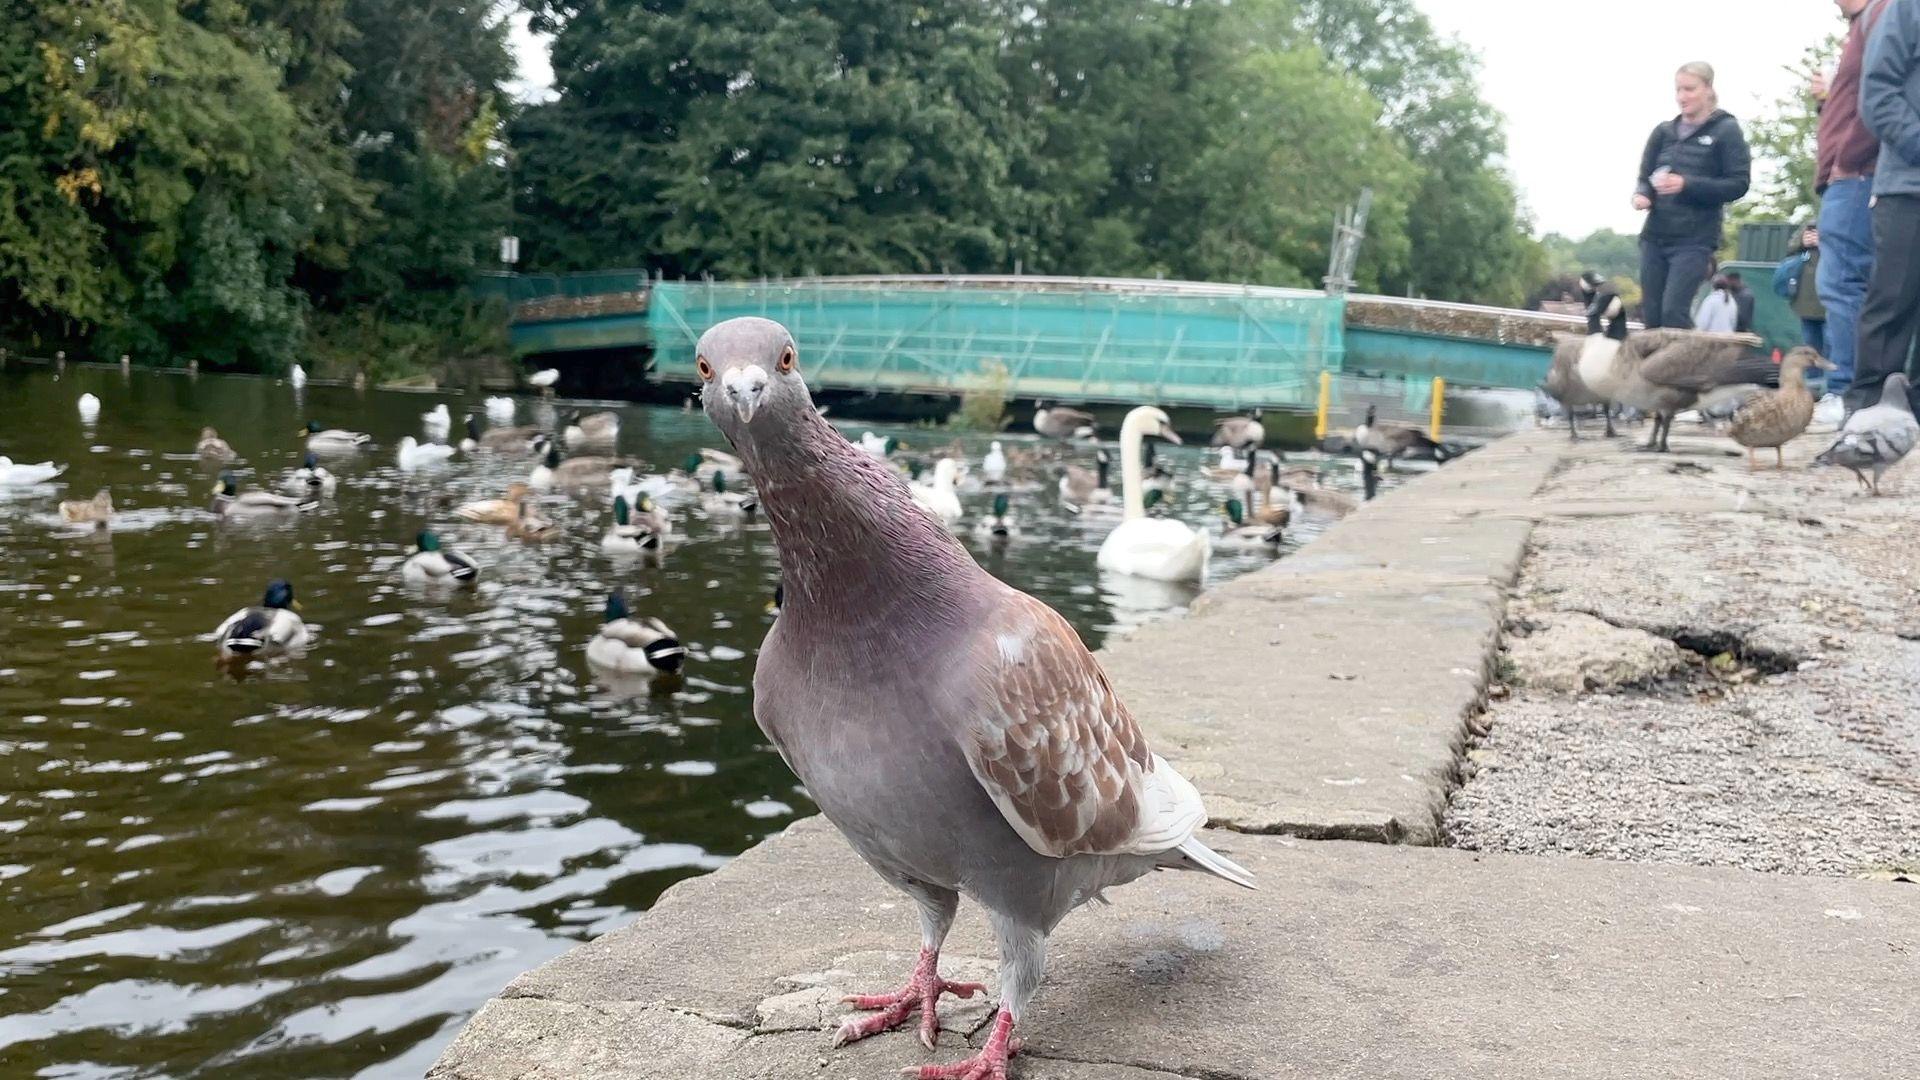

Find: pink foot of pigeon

[834,948,989,1050]
[905,1010,1019,1079]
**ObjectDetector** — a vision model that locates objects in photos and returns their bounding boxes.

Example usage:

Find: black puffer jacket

[1635,110,1751,244]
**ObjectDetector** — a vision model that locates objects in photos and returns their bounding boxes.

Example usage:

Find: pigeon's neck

[736,409,987,632]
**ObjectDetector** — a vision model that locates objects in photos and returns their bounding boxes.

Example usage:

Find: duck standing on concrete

[1032,401,1097,440]
[1814,373,1919,495]
[1607,330,1776,452]
[1353,405,1449,467]
[695,317,1251,1079]
[1728,347,1835,470]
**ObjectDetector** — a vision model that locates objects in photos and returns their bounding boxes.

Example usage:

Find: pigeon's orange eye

[696,355,714,380]
[778,346,796,373]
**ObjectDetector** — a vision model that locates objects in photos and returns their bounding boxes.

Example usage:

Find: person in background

[1814,0,1894,423]
[1788,222,1828,356]
[1633,62,1753,328]
[1694,275,1740,332]
[1850,0,1920,415]
[1724,270,1756,333]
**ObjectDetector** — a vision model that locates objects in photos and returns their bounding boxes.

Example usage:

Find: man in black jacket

[1632,62,1753,329]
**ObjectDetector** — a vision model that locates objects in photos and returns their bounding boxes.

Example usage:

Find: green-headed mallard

[1215,498,1284,551]
[214,579,308,659]
[585,591,684,675]
[602,494,664,554]
[972,492,1019,541]
[303,420,371,452]
[402,530,480,586]
[212,471,319,517]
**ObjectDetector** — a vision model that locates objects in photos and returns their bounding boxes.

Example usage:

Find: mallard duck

[527,368,560,392]
[458,414,480,453]
[477,424,545,452]
[402,530,480,586]
[972,492,1019,540]
[564,409,620,445]
[698,446,745,476]
[485,395,515,421]
[197,426,236,460]
[1142,439,1175,499]
[530,444,617,489]
[422,404,451,432]
[1215,498,1284,551]
[59,489,114,526]
[1033,402,1097,440]
[981,441,1008,484]
[303,420,371,452]
[397,436,456,470]
[284,452,338,497]
[213,579,308,659]
[507,497,560,542]
[702,471,757,519]
[289,363,307,388]
[858,431,899,458]
[585,592,685,675]
[1729,347,1836,470]
[0,457,65,485]
[454,484,530,524]
[910,458,965,526]
[1353,406,1449,468]
[602,494,665,553]
[77,393,100,421]
[1815,373,1919,495]
[211,472,319,517]
[1057,448,1113,507]
[1211,410,1264,451]
[1096,406,1208,583]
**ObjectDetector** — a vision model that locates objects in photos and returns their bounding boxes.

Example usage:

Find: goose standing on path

[1729,347,1835,470]
[1097,406,1209,583]
[1033,402,1097,440]
[213,579,308,660]
[401,530,480,586]
[1815,373,1920,495]
[693,317,1250,1080]
[1608,330,1778,452]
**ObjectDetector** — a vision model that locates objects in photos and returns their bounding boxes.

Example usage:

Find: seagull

[1814,373,1919,496]
[981,441,1008,484]
[527,368,560,393]
[695,317,1252,1080]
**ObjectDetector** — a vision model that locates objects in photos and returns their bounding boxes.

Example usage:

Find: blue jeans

[1802,318,1827,356]
[1816,177,1874,396]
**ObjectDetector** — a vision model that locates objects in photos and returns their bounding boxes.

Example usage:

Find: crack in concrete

[1024,1045,1256,1080]
[1566,607,1803,674]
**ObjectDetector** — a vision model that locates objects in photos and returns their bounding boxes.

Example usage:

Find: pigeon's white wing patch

[962,592,1206,859]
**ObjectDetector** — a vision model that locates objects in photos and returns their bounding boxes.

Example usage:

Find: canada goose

[1729,347,1835,470]
[1353,406,1449,468]
[1545,286,1630,440]
[1211,410,1264,451]
[530,444,618,489]
[1033,402,1097,440]
[565,410,620,445]
[1608,330,1776,452]
[459,414,480,453]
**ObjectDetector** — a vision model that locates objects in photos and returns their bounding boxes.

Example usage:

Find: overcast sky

[504,2,1851,240]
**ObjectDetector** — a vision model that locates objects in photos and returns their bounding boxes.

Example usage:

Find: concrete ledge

[433,817,1920,1080]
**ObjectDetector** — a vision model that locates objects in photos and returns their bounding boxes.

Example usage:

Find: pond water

[0,364,1391,1078]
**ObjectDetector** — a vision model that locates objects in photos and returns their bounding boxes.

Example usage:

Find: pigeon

[696,316,1252,1080]
[1814,373,1919,495]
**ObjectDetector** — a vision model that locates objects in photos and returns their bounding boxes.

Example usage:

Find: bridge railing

[647,279,1344,411]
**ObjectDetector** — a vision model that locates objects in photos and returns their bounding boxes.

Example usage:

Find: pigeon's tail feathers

[1167,835,1256,890]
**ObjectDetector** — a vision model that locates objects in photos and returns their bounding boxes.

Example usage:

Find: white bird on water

[528,368,560,393]
[289,363,307,388]
[0,457,65,486]
[422,403,451,432]
[1096,406,1209,583]
[77,393,100,421]
[694,317,1251,1080]
[981,440,1007,484]
[396,436,456,470]
[485,395,515,421]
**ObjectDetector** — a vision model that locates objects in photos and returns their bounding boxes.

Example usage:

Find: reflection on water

[0,365,1392,1077]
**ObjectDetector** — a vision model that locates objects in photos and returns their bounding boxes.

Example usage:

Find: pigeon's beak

[723,365,769,424]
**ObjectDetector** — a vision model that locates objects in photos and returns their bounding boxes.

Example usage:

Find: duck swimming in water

[211,471,320,518]
[213,579,308,659]
[401,530,480,586]
[585,591,685,676]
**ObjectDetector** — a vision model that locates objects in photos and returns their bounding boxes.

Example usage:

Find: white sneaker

[1813,394,1845,427]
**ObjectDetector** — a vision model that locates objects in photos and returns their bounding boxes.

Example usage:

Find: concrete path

[432,817,1918,1080]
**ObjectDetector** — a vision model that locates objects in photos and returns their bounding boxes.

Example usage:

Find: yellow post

[1315,371,1332,440]
[1429,376,1446,441]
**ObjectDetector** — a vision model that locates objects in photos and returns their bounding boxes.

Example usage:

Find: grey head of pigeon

[695,317,983,618]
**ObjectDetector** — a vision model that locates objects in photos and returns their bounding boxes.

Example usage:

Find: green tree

[1744,34,1841,225]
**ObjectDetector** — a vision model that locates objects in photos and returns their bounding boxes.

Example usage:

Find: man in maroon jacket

[1813,0,1894,422]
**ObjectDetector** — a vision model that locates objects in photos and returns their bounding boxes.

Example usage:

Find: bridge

[474,272,1601,411]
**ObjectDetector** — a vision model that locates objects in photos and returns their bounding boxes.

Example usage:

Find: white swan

[289,363,307,388]
[982,441,1007,484]
[0,457,65,485]
[77,393,101,421]
[910,458,965,525]
[396,436,456,470]
[1096,406,1208,583]
[485,395,515,421]
[422,404,451,431]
